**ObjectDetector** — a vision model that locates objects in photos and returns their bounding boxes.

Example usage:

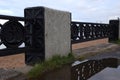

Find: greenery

[111,39,120,44]
[27,53,75,79]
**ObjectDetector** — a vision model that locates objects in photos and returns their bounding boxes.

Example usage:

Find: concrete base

[72,38,109,50]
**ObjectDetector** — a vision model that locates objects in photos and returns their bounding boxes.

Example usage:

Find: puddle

[72,58,120,80]
[38,65,71,80]
[39,58,120,80]
[88,66,120,80]
[88,59,120,80]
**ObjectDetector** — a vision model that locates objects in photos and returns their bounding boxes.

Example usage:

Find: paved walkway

[88,46,120,60]
[73,43,120,59]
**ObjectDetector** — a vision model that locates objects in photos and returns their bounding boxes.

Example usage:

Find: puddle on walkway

[39,58,120,80]
[88,66,120,80]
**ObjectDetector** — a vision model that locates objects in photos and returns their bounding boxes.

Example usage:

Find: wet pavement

[0,43,120,80]
[72,58,120,80]
[87,45,120,80]
[73,43,119,58]
[38,43,120,80]
[39,65,71,80]
[88,66,120,80]
[37,58,120,80]
[73,43,120,80]
[88,45,120,60]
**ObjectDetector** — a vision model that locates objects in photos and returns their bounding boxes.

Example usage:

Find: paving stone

[0,68,21,80]
[73,43,119,58]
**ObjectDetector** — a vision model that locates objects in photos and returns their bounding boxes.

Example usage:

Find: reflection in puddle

[89,58,120,80]
[39,58,120,80]
[71,58,120,80]
[39,65,71,80]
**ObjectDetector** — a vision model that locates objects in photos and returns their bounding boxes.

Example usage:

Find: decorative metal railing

[0,15,26,56]
[71,21,110,44]
[0,14,118,65]
[0,7,45,65]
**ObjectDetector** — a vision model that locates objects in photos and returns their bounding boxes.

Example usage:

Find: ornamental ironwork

[0,15,25,56]
[1,21,25,48]
[71,22,109,44]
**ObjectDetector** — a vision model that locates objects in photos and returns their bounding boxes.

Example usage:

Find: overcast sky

[0,0,120,23]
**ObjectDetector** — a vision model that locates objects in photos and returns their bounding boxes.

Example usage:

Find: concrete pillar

[24,6,71,64]
[44,7,71,59]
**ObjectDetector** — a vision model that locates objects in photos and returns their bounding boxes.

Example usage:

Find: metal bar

[0,14,44,21]
[0,15,25,21]
[0,48,25,56]
[72,21,109,25]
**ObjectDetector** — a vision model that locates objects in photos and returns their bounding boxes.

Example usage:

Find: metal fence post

[24,7,45,65]
[109,20,119,41]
